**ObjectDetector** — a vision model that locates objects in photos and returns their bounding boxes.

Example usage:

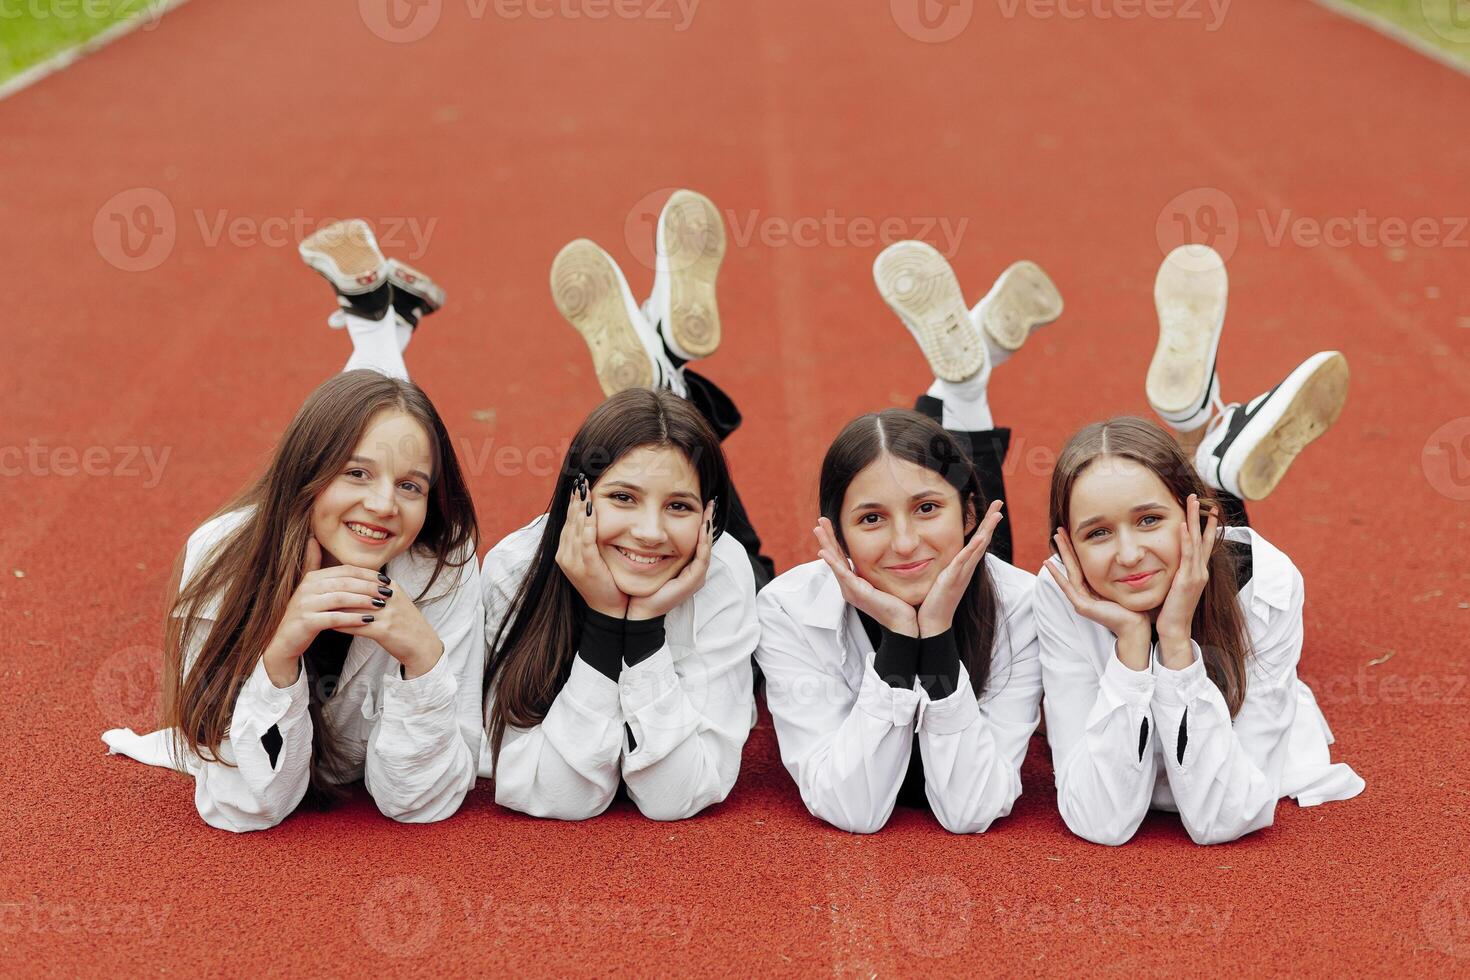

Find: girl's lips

[885,558,933,576]
[611,545,674,572]
[345,521,394,546]
[1117,570,1159,587]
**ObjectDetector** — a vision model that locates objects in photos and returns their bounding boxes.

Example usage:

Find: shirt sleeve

[191,654,314,833]
[619,546,758,821]
[1150,564,1305,845]
[1035,564,1159,846]
[362,552,485,824]
[914,587,1043,835]
[755,589,921,835]
[482,543,625,821]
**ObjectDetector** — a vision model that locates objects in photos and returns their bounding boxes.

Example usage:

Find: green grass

[1338,0,1470,64]
[0,0,164,84]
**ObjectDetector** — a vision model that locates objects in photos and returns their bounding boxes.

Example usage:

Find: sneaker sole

[299,220,386,294]
[982,260,1063,351]
[873,241,985,383]
[387,259,445,313]
[1147,245,1227,417]
[1232,352,1349,500]
[550,239,655,397]
[660,189,725,359]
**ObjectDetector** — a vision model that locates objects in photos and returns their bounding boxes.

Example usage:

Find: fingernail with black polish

[362,615,375,623]
[372,598,386,608]
[379,587,393,597]
[586,502,592,516]
[378,573,391,584]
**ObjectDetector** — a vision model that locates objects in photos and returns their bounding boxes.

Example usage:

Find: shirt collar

[1230,527,1294,623]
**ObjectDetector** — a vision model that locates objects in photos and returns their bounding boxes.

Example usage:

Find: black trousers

[683,370,776,591]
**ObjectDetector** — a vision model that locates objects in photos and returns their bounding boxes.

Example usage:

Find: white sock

[343,310,410,381]
[970,292,1013,370]
[395,312,414,354]
[927,375,993,432]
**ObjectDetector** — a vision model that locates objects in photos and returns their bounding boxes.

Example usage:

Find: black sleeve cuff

[872,627,920,690]
[621,614,667,667]
[918,628,962,700]
[578,609,626,682]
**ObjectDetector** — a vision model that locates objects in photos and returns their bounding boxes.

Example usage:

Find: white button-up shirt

[479,515,758,822]
[754,555,1042,835]
[102,508,486,833]
[1035,525,1365,846]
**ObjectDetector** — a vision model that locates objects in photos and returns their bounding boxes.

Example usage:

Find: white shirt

[754,554,1042,835]
[1035,525,1365,846]
[101,509,486,833]
[479,515,758,822]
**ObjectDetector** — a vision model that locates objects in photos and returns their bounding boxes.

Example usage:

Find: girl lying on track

[480,191,763,821]
[1037,244,1365,846]
[755,241,1064,834]
[101,221,485,833]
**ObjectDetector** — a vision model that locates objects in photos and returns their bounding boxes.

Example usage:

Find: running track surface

[2,1,1468,974]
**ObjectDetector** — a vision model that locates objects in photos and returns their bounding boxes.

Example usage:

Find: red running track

[2,0,1468,974]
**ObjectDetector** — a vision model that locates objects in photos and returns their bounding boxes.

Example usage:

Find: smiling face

[310,408,434,570]
[592,444,704,598]
[838,452,974,607]
[1066,455,1186,613]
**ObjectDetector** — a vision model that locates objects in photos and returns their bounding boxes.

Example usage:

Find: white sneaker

[1148,244,1228,432]
[969,260,1063,368]
[645,189,725,362]
[551,239,684,398]
[299,220,391,318]
[1194,351,1350,500]
[873,240,986,383]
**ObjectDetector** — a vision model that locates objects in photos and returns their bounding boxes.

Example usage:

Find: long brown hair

[818,409,1002,698]
[1047,416,1252,716]
[484,387,732,767]
[164,370,479,806]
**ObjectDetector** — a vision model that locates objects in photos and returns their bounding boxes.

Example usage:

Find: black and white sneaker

[298,219,391,320]
[1194,351,1350,500]
[387,258,445,329]
[644,189,725,362]
[551,239,685,398]
[1148,245,1227,433]
[873,240,987,384]
[327,257,446,332]
[969,260,1064,368]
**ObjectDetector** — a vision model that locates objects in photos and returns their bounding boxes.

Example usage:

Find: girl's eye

[668,501,693,512]
[858,513,882,526]
[1139,515,1161,527]
[399,481,424,494]
[916,501,938,515]
[611,492,634,503]
[346,468,369,480]
[1086,527,1109,540]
